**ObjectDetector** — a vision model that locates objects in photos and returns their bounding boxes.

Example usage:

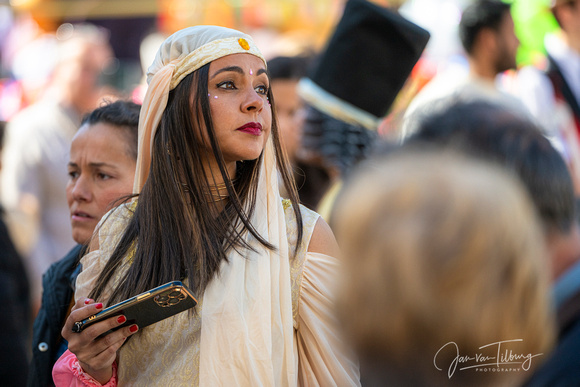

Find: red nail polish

[84,299,91,305]
[129,325,138,333]
[117,315,126,324]
[95,303,103,309]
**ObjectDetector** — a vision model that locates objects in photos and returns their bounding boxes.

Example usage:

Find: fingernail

[129,325,138,333]
[117,315,126,324]
[84,299,92,305]
[95,303,103,309]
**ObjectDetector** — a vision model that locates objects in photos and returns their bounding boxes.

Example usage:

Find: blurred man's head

[552,0,580,49]
[52,24,114,115]
[460,0,519,74]
[268,55,312,162]
[334,150,554,386]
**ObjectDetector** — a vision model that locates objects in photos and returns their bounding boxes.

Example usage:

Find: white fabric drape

[199,139,296,386]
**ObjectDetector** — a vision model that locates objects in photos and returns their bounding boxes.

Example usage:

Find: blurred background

[0,0,561,122]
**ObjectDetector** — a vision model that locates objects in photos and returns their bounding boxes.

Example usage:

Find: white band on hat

[297,77,381,131]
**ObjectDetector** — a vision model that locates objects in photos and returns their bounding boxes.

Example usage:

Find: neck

[199,160,238,206]
[549,225,580,282]
[562,30,580,56]
[203,159,237,183]
[468,57,497,83]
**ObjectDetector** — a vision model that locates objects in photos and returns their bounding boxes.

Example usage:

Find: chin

[72,231,91,245]
[229,150,263,163]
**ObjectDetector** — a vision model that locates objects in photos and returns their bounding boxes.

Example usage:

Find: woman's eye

[217,81,236,90]
[68,171,79,179]
[97,172,112,180]
[255,85,268,95]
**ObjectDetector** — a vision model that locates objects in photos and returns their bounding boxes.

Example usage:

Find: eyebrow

[210,65,267,79]
[68,161,119,170]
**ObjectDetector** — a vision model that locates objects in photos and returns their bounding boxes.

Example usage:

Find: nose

[71,175,92,202]
[241,88,264,113]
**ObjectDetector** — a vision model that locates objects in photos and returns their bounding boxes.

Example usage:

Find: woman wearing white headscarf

[53,26,360,386]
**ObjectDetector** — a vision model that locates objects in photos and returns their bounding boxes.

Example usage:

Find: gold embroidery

[124,241,137,266]
[282,198,291,210]
[118,300,203,385]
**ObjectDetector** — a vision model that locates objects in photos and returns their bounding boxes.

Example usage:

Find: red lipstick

[237,122,262,136]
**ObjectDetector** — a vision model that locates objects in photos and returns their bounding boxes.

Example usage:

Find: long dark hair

[90,63,303,303]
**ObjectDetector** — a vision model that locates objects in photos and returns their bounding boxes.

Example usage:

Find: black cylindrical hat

[298,0,430,130]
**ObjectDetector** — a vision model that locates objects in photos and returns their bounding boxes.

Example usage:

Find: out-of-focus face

[56,39,114,115]
[558,0,580,40]
[271,79,304,162]
[66,122,136,244]
[494,12,520,73]
[206,53,271,170]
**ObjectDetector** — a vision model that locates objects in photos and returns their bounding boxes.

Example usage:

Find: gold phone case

[72,281,197,335]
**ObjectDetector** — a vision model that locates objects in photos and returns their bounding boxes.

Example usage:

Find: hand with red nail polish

[60,297,139,384]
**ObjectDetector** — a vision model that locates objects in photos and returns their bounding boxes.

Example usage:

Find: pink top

[53,350,117,387]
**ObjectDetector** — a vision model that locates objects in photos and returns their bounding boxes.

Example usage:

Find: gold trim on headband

[297,78,381,131]
[170,36,265,90]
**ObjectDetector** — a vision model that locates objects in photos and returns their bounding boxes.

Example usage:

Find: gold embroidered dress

[75,199,360,386]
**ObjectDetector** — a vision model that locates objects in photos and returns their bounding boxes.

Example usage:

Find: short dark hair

[81,100,140,160]
[267,55,313,81]
[459,0,512,54]
[407,100,576,234]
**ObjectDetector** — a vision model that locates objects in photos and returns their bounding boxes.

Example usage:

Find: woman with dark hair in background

[29,101,139,386]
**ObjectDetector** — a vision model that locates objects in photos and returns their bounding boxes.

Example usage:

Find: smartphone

[72,281,197,335]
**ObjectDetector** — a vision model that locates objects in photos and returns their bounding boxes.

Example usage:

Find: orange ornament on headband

[238,38,250,50]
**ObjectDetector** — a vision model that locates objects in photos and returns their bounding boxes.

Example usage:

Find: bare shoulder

[307,216,340,257]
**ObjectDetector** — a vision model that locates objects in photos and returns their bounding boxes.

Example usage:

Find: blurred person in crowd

[297,0,429,217]
[333,150,555,386]
[1,24,114,310]
[268,54,333,210]
[403,0,527,137]
[28,101,139,387]
[407,100,580,386]
[269,55,312,166]
[514,0,580,195]
[0,120,31,386]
